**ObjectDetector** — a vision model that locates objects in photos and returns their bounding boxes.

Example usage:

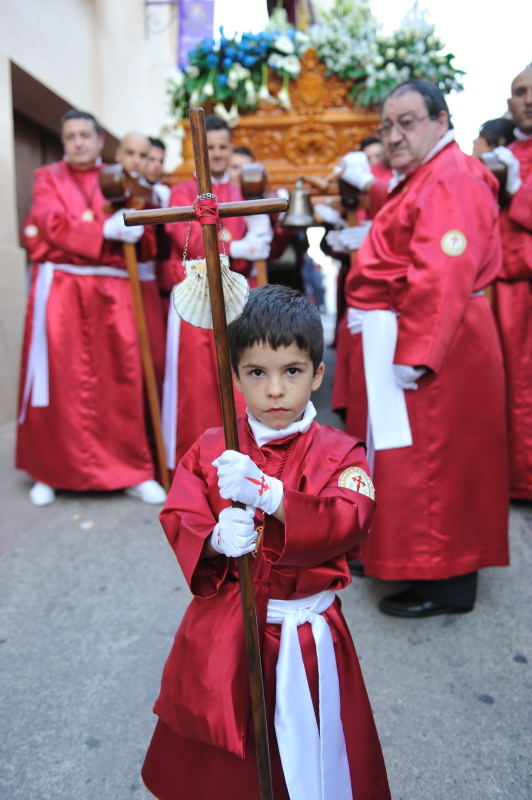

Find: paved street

[1,320,531,799]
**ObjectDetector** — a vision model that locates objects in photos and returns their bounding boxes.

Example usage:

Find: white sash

[161,302,181,470]
[17,261,156,423]
[348,307,413,455]
[266,591,353,800]
[361,309,413,452]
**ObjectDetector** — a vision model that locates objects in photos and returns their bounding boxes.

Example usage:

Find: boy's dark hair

[360,135,381,150]
[149,136,166,150]
[205,114,231,135]
[478,117,515,148]
[60,109,101,135]
[233,145,254,158]
[228,285,324,373]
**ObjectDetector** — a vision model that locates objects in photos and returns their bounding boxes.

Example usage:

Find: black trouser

[415,571,478,609]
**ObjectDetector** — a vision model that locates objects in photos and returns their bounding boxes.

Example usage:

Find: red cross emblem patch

[338,467,375,499]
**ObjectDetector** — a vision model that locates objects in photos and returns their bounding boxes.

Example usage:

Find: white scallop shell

[171,255,249,329]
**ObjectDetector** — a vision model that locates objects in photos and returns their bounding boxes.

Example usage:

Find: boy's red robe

[143,419,390,800]
[344,141,509,580]
[16,160,159,490]
[493,137,532,499]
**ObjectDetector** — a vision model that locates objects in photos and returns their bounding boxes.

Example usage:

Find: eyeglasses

[377,115,430,139]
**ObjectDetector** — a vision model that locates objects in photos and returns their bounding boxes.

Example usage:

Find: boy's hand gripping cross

[213,450,284,516]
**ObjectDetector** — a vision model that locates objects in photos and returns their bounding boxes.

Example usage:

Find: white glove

[313,203,345,227]
[103,210,144,243]
[338,221,372,251]
[493,146,522,194]
[393,364,427,390]
[340,151,375,192]
[325,229,348,253]
[211,506,257,557]
[212,450,284,515]
[230,233,271,261]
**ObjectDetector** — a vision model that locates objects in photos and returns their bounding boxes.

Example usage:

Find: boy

[142,286,390,799]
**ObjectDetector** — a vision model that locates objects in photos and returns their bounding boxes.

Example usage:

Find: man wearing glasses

[338,79,509,617]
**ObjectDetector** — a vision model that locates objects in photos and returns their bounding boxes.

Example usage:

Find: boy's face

[234,341,324,430]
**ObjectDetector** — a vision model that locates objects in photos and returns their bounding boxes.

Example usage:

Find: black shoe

[348,560,365,577]
[378,588,473,618]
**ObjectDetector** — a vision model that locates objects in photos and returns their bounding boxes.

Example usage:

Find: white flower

[277,86,292,110]
[268,53,284,69]
[203,82,214,97]
[186,65,200,78]
[397,47,407,59]
[258,84,278,104]
[385,47,396,59]
[275,35,295,54]
[385,62,398,76]
[282,55,301,77]
[189,89,200,106]
[244,78,257,103]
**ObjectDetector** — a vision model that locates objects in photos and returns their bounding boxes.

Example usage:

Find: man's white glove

[103,210,144,243]
[230,233,271,261]
[393,364,427,390]
[338,221,372,251]
[313,203,346,227]
[211,506,256,557]
[493,146,522,194]
[340,151,375,192]
[212,450,284,515]
[325,229,348,253]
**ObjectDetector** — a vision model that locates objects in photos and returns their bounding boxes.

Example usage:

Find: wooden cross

[124,107,287,800]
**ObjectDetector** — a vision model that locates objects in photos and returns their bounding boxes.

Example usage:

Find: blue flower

[222,57,233,69]
[217,74,228,87]
[206,53,218,67]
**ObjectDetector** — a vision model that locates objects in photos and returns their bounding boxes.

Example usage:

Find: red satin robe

[164,179,250,462]
[344,141,509,581]
[493,138,532,499]
[16,160,158,490]
[331,162,390,419]
[142,419,390,800]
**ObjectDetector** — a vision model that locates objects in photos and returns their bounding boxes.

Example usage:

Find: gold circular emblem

[440,230,467,257]
[338,466,375,499]
[24,224,39,238]
[81,209,94,222]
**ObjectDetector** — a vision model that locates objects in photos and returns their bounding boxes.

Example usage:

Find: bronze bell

[281,178,319,228]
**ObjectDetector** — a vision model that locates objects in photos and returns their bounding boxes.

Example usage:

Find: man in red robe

[491,65,532,500]
[114,131,166,396]
[161,115,272,467]
[16,110,166,506]
[342,80,509,616]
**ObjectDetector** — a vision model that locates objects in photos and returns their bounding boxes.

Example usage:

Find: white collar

[247,402,317,448]
[63,155,103,168]
[514,127,532,141]
[388,129,455,192]
[212,172,229,185]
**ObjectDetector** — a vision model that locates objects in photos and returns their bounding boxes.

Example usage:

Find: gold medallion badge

[24,224,39,238]
[338,467,375,498]
[440,230,467,257]
[81,209,94,222]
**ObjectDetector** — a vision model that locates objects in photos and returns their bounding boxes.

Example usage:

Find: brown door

[13,111,62,245]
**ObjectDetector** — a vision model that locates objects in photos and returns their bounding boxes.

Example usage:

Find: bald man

[115,131,150,176]
[491,65,532,500]
[114,131,167,399]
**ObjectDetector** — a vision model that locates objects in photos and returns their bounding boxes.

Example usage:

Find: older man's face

[380,91,448,174]
[508,67,532,135]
